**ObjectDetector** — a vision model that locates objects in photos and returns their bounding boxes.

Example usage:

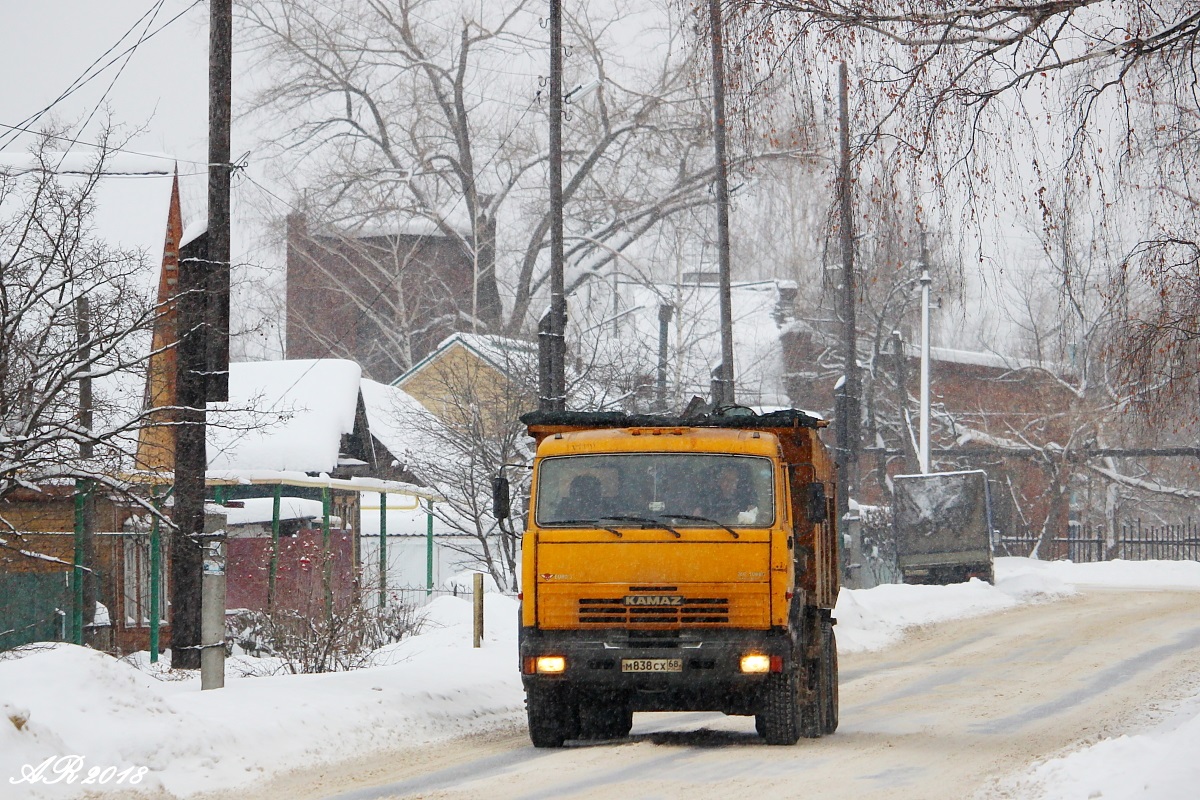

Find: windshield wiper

[549,519,623,537]
[600,515,682,538]
[663,514,740,539]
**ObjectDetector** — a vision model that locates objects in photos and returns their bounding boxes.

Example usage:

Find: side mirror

[491,475,511,521]
[806,482,827,523]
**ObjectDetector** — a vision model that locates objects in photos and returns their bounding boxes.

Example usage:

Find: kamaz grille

[577,597,730,626]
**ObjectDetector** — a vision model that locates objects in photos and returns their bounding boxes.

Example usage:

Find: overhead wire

[0,0,204,153]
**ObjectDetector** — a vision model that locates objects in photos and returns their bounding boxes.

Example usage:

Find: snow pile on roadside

[1,594,523,799]
[3,557,1198,798]
[995,693,1200,800]
[833,557,1076,652]
[999,555,1200,589]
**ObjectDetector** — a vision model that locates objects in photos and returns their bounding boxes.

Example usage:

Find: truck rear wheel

[800,659,822,739]
[526,686,577,748]
[820,623,839,735]
[757,672,802,745]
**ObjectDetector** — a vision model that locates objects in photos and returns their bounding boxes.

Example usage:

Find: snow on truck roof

[521,407,826,431]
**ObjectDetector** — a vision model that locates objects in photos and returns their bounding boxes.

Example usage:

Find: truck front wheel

[580,702,633,739]
[756,671,802,745]
[526,686,577,748]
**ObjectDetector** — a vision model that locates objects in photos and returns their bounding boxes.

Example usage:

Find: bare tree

[0,135,165,547]
[239,0,811,343]
[729,1,1200,416]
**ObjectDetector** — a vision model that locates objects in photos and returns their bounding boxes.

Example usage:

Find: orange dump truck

[496,408,840,746]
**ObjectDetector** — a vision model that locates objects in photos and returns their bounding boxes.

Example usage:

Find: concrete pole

[200,511,226,690]
[656,304,674,411]
[835,61,859,554]
[200,544,226,690]
[426,500,435,598]
[543,0,567,411]
[919,269,932,474]
[379,492,388,610]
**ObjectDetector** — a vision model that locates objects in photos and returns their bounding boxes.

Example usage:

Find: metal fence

[999,519,1200,562]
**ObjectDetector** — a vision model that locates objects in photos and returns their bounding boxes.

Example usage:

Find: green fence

[0,572,72,650]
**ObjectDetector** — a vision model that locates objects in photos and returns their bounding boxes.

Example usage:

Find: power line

[0,1,204,153]
[58,1,170,168]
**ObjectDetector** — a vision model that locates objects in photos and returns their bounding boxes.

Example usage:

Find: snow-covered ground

[3,557,1199,799]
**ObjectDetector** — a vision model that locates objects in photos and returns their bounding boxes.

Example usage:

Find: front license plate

[621,658,682,673]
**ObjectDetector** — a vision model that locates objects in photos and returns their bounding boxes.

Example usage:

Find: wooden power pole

[708,0,736,407]
[835,62,860,525]
[540,0,567,412]
[172,0,232,670]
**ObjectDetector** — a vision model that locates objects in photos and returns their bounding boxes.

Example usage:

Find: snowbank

[1,595,523,799]
[3,558,1199,798]
[998,555,1200,590]
[833,556,1076,652]
[996,693,1200,800]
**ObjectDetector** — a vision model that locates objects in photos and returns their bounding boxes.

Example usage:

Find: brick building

[781,333,1077,544]
[285,213,502,383]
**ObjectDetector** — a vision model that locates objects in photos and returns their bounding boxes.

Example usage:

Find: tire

[579,702,633,739]
[821,623,839,735]
[526,686,577,748]
[800,657,822,739]
[756,671,802,745]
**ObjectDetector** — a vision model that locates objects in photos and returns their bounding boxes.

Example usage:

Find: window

[123,535,167,627]
[536,453,775,528]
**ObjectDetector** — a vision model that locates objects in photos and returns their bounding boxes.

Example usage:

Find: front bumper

[519,627,797,713]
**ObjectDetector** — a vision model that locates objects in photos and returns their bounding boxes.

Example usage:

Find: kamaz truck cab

[496,408,840,746]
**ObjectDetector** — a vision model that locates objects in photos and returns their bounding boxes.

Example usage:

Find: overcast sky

[0,1,209,164]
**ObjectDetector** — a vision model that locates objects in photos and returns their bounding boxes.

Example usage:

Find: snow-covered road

[203,587,1200,800]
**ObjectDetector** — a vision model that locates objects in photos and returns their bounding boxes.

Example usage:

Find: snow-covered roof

[305,205,474,240]
[395,332,538,387]
[208,359,363,474]
[359,378,443,465]
[223,496,326,526]
[909,345,1050,373]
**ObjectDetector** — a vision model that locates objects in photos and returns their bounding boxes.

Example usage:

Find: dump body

[893,470,995,584]
[515,409,840,745]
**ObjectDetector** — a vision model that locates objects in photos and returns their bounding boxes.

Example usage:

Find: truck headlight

[535,655,566,674]
[740,654,771,674]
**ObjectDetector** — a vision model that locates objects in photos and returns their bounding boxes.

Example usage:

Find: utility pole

[918,232,932,475]
[539,0,567,412]
[173,0,232,672]
[207,0,232,402]
[201,0,232,689]
[835,62,860,525]
[708,0,736,407]
[173,225,205,669]
[73,296,95,644]
[656,303,674,411]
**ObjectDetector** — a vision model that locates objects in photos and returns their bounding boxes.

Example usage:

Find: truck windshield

[536,453,775,528]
